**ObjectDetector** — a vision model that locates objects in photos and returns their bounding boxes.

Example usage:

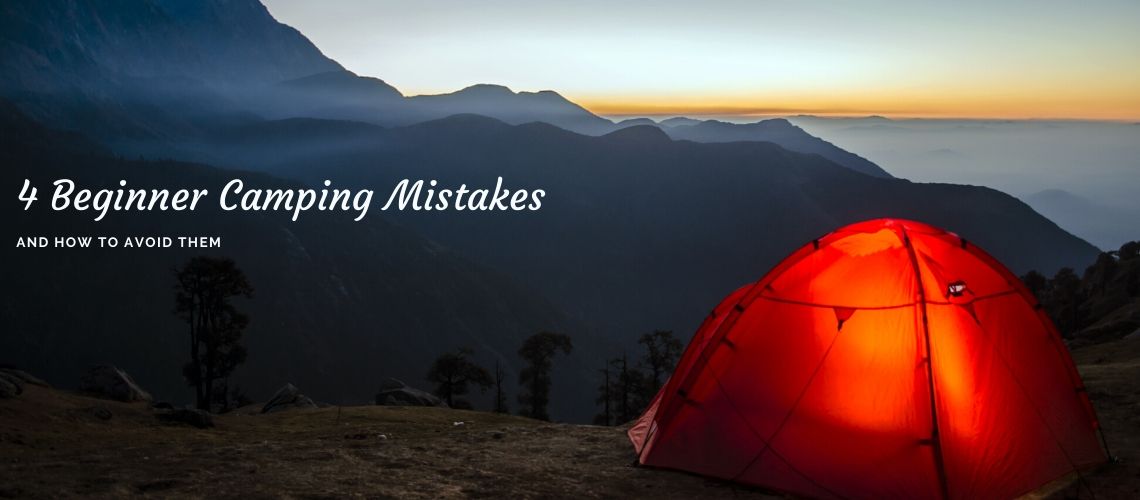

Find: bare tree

[174,256,253,411]
[517,331,573,420]
[426,347,492,408]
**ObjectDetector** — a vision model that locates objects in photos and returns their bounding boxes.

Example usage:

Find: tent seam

[728,321,847,483]
[708,361,852,500]
[902,227,952,500]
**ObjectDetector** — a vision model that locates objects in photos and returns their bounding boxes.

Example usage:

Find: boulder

[0,372,25,397]
[156,408,214,428]
[374,378,447,407]
[0,377,19,399]
[0,368,50,387]
[91,406,114,421]
[261,383,317,414]
[80,365,152,402]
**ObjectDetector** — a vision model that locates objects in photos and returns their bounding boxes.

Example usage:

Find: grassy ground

[0,387,768,498]
[1,335,1136,499]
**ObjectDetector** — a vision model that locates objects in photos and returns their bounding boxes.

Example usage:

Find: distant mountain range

[787,115,1140,250]
[0,100,601,419]
[210,114,1097,348]
[1025,189,1140,251]
[0,0,1103,421]
[1,0,889,178]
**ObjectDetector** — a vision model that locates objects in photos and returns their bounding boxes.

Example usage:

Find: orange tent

[629,218,1107,499]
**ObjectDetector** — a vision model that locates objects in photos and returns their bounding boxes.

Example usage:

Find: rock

[0,368,50,387]
[156,408,214,428]
[374,378,447,407]
[0,377,19,399]
[260,383,317,414]
[91,406,113,421]
[0,372,25,395]
[80,365,152,402]
[490,431,505,440]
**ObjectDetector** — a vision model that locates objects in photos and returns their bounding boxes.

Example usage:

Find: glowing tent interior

[629,218,1107,499]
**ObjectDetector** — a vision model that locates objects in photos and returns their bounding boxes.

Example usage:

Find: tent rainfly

[630,218,1108,499]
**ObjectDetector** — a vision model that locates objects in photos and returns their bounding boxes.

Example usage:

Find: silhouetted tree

[517,331,573,420]
[638,330,683,395]
[1119,241,1140,261]
[593,362,612,425]
[1083,252,1119,295]
[493,360,510,414]
[611,353,648,424]
[175,256,253,411]
[426,347,492,408]
[1021,270,1049,303]
[1025,244,1140,340]
[1050,267,1083,337]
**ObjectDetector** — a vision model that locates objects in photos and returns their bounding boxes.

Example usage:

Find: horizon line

[594,111,1140,123]
[395,86,1140,123]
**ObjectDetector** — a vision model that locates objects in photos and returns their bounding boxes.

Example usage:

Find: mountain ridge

[0,0,896,179]
[0,103,598,421]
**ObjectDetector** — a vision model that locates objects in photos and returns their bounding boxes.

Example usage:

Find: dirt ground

[1,335,1137,499]
[0,388,770,499]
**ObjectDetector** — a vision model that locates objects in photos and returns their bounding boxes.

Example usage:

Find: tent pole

[902,229,952,500]
[1098,427,1116,462]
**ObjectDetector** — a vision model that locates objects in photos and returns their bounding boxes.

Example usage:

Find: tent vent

[947,280,967,297]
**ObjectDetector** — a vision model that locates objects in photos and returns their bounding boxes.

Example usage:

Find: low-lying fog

[788,117,1140,252]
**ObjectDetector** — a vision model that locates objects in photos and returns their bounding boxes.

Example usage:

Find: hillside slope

[219,115,1101,350]
[0,104,595,421]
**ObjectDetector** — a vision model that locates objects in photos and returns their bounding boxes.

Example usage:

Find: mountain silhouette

[406,84,615,134]
[0,0,344,140]
[0,0,1106,423]
[203,113,1100,355]
[1026,189,1140,251]
[0,0,896,178]
[0,101,598,420]
[662,119,891,178]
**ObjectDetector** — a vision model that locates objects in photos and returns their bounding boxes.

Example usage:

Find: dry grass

[1,337,1137,499]
[0,387,769,499]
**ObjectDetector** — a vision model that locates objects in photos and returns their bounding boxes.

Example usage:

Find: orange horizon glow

[264,0,1140,123]
[570,91,1140,122]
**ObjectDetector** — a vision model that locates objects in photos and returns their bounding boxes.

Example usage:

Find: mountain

[0,102,598,421]
[260,70,404,123]
[663,119,892,178]
[407,84,615,134]
[0,0,341,92]
[1,0,1106,424]
[203,114,1100,352]
[0,0,894,179]
[657,117,703,127]
[614,117,659,128]
[1026,189,1140,251]
[0,0,344,141]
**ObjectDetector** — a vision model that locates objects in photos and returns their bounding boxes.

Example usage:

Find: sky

[261,0,1140,120]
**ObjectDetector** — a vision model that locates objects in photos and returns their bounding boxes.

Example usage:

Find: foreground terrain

[2,335,1137,499]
